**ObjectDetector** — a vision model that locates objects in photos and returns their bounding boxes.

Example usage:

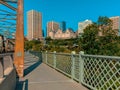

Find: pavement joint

[28,80,74,84]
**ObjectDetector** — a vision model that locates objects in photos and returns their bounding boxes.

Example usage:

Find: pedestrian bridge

[16,52,87,90]
[0,1,119,89]
[0,51,120,90]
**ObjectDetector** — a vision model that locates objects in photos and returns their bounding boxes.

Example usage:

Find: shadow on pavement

[24,60,42,76]
[24,52,42,76]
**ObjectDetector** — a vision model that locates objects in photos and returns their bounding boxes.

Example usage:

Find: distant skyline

[24,0,120,36]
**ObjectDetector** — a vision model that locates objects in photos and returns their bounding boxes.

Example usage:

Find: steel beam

[0,17,16,19]
[0,0,17,11]
[2,0,17,3]
[14,0,24,77]
[0,9,16,15]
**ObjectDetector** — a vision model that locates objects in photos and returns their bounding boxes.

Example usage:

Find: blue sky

[24,0,120,36]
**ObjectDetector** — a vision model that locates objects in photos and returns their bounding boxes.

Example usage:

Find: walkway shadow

[16,52,42,90]
[15,79,28,90]
[24,60,42,76]
[24,52,42,76]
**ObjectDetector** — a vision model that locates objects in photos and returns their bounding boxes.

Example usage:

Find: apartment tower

[47,21,59,39]
[110,16,120,36]
[78,19,92,37]
[27,10,43,41]
[60,21,66,32]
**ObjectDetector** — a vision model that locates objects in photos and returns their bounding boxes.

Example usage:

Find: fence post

[71,51,75,80]
[53,51,56,69]
[46,51,48,64]
[40,51,42,62]
[79,51,84,83]
[9,55,13,68]
[0,57,4,78]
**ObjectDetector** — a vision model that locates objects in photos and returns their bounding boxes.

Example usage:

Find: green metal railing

[31,51,120,90]
[82,54,120,90]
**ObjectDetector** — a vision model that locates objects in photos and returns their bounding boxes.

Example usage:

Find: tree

[98,16,112,26]
[98,16,116,36]
[45,37,52,44]
[25,40,41,51]
[81,16,120,56]
[81,23,100,54]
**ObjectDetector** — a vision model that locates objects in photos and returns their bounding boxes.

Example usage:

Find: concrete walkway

[16,53,88,90]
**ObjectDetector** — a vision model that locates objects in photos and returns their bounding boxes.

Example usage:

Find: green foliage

[98,16,112,26]
[43,38,80,53]
[81,16,120,56]
[45,37,52,44]
[98,16,116,36]
[81,23,100,54]
[25,40,42,51]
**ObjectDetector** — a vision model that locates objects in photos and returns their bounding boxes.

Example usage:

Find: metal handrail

[0,52,14,78]
[82,54,120,60]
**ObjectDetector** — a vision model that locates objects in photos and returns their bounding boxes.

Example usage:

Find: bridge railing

[0,53,14,78]
[30,51,120,90]
[81,54,120,89]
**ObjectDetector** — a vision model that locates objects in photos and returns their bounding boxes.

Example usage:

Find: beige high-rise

[78,19,92,37]
[47,21,59,39]
[110,16,120,36]
[27,10,43,41]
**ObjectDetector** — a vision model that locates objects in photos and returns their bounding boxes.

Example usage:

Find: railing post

[41,51,42,62]
[45,51,48,64]
[27,50,29,54]
[0,57,4,78]
[9,55,13,68]
[53,51,56,69]
[79,51,84,83]
[71,51,75,80]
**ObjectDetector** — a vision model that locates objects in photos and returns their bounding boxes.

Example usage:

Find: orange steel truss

[14,0,24,77]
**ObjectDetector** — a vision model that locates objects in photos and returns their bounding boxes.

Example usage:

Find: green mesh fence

[47,53,54,67]
[73,54,80,81]
[55,53,72,77]
[33,51,120,90]
[82,55,120,90]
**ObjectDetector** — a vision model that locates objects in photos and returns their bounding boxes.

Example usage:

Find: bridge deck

[16,53,88,90]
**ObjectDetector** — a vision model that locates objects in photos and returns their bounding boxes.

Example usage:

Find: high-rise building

[60,21,66,32]
[27,10,43,41]
[78,19,92,36]
[47,21,59,39]
[110,16,120,36]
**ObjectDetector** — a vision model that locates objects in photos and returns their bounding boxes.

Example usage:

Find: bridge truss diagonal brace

[0,0,17,11]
